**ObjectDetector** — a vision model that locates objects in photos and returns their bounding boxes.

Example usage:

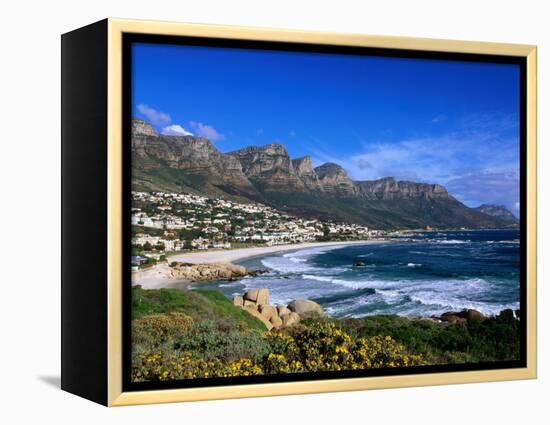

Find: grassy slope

[132,286,520,365]
[335,314,521,363]
[264,192,506,229]
[132,286,266,331]
[133,158,507,229]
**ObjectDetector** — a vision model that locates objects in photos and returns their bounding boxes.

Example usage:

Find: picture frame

[61,18,537,406]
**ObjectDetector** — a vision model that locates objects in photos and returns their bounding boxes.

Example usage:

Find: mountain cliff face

[474,204,519,224]
[355,177,451,201]
[132,118,511,229]
[132,118,158,137]
[314,163,357,196]
[227,144,306,192]
[292,156,324,191]
[131,120,258,197]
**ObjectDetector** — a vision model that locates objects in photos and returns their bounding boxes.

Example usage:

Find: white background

[0,0,546,422]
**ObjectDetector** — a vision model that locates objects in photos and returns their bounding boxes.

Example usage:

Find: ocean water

[199,229,521,318]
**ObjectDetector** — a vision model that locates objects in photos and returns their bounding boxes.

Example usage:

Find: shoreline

[166,239,384,265]
[131,262,194,289]
[132,239,384,288]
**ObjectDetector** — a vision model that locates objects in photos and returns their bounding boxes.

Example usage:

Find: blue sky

[132,43,520,215]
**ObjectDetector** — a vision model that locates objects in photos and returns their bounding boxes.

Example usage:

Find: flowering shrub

[132,353,264,381]
[132,313,194,351]
[133,352,226,381]
[264,322,424,373]
[132,320,424,381]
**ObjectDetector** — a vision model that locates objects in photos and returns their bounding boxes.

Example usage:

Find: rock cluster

[169,262,260,282]
[233,288,324,330]
[436,308,519,324]
[439,309,487,324]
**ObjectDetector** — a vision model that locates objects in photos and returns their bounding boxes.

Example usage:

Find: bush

[338,314,520,363]
[130,287,520,382]
[132,352,264,381]
[264,321,424,374]
[131,319,425,382]
[132,312,194,352]
[174,320,270,363]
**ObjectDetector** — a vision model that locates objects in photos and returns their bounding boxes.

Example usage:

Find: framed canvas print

[61,18,537,406]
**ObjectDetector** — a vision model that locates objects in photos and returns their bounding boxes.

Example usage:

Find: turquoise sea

[200,229,521,318]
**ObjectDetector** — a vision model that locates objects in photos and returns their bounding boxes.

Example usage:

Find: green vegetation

[336,313,521,363]
[131,287,520,382]
[133,312,194,353]
[131,225,163,237]
[132,286,266,331]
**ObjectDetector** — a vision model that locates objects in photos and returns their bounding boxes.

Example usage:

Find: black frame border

[122,33,528,393]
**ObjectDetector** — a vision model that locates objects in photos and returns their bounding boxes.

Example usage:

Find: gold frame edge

[106,18,537,407]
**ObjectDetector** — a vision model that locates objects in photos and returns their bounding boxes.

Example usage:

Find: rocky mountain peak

[292,156,323,191]
[131,117,512,229]
[132,118,158,137]
[230,143,289,157]
[292,156,314,175]
[314,162,347,177]
[314,163,356,196]
[262,143,288,156]
[474,204,518,224]
[227,143,305,192]
[355,177,451,201]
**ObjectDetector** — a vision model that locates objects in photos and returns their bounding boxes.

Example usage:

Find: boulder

[226,263,248,277]
[244,288,270,305]
[218,268,233,279]
[441,309,486,323]
[288,299,324,319]
[280,312,300,327]
[270,315,283,328]
[233,295,244,306]
[244,305,273,330]
[465,309,486,322]
[276,305,291,317]
[258,304,278,321]
[440,313,466,324]
[248,268,270,277]
[243,299,256,308]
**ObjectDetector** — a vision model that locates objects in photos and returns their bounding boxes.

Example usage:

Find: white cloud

[306,113,520,213]
[190,121,225,141]
[161,124,194,136]
[137,104,172,127]
[445,169,519,212]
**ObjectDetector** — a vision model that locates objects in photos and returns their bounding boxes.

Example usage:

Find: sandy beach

[167,239,382,264]
[132,239,383,289]
[131,263,193,289]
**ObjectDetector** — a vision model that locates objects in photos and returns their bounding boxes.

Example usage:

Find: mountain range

[473,204,519,225]
[131,118,517,229]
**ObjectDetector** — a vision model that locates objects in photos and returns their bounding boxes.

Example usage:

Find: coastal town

[131,191,383,268]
